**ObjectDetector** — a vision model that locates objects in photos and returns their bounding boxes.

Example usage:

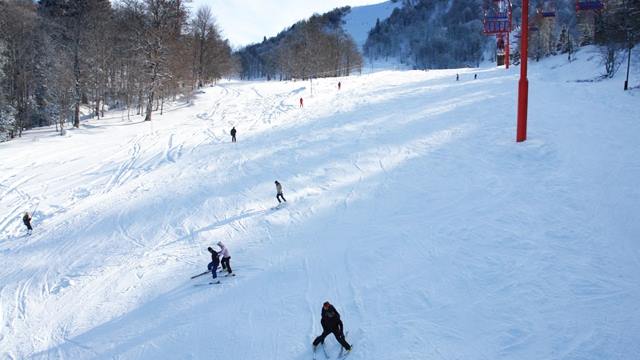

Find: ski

[337,346,352,359]
[193,279,222,286]
[271,203,287,211]
[191,266,225,279]
[322,342,330,359]
[190,270,210,279]
[337,344,353,359]
[337,331,353,359]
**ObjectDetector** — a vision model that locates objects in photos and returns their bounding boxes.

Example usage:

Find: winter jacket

[22,213,31,225]
[208,248,220,267]
[231,128,236,136]
[320,305,343,331]
[275,182,283,194]
[218,242,230,258]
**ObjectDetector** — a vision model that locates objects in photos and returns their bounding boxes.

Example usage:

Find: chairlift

[482,0,512,35]
[575,0,604,11]
[537,0,556,17]
[483,0,512,68]
[483,14,511,34]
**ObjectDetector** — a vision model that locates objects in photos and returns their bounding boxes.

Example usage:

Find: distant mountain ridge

[234,2,403,79]
[342,1,402,49]
[235,7,363,80]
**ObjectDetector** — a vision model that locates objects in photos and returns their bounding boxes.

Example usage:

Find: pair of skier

[202,181,284,280]
[207,241,232,281]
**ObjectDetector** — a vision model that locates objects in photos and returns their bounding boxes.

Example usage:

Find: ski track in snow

[1,47,639,359]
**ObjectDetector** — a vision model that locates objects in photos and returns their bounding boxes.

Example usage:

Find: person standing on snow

[230,126,237,143]
[312,301,351,352]
[207,246,220,281]
[217,241,232,275]
[275,180,287,203]
[299,97,304,108]
[23,212,33,235]
[338,81,341,90]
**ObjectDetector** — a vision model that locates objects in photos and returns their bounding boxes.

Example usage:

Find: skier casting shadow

[217,241,233,275]
[312,301,351,352]
[275,180,286,204]
[207,246,220,282]
[23,212,33,235]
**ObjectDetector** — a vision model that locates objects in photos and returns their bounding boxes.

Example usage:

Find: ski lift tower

[517,0,530,142]
[483,0,513,68]
[575,0,605,44]
[533,1,557,58]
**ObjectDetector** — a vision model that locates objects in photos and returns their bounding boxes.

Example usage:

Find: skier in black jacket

[230,127,237,143]
[207,247,220,281]
[22,212,33,235]
[312,301,351,351]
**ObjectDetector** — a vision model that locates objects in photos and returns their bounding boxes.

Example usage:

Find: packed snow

[1,46,639,359]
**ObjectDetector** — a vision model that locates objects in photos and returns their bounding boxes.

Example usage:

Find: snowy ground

[1,47,639,360]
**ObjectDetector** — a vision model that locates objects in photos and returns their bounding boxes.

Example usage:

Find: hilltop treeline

[364,0,486,69]
[236,7,363,80]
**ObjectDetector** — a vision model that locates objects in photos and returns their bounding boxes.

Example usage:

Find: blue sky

[188,0,388,48]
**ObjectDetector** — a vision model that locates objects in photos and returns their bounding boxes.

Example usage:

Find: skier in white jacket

[275,180,287,203]
[217,241,232,275]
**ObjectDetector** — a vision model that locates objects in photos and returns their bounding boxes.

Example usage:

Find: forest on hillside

[1,0,638,142]
[0,0,234,141]
[235,7,363,81]
[364,0,639,70]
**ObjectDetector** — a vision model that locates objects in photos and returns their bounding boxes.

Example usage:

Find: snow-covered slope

[343,1,401,49]
[1,47,639,360]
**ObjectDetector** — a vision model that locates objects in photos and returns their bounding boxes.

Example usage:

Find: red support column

[517,0,529,142]
[506,32,510,69]
[506,3,512,69]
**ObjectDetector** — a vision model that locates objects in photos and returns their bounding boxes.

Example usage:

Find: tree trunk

[74,102,80,128]
[145,90,154,121]
[73,36,81,128]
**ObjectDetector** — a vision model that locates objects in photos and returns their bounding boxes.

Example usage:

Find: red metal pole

[506,1,512,69]
[517,0,529,142]
[506,32,510,69]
